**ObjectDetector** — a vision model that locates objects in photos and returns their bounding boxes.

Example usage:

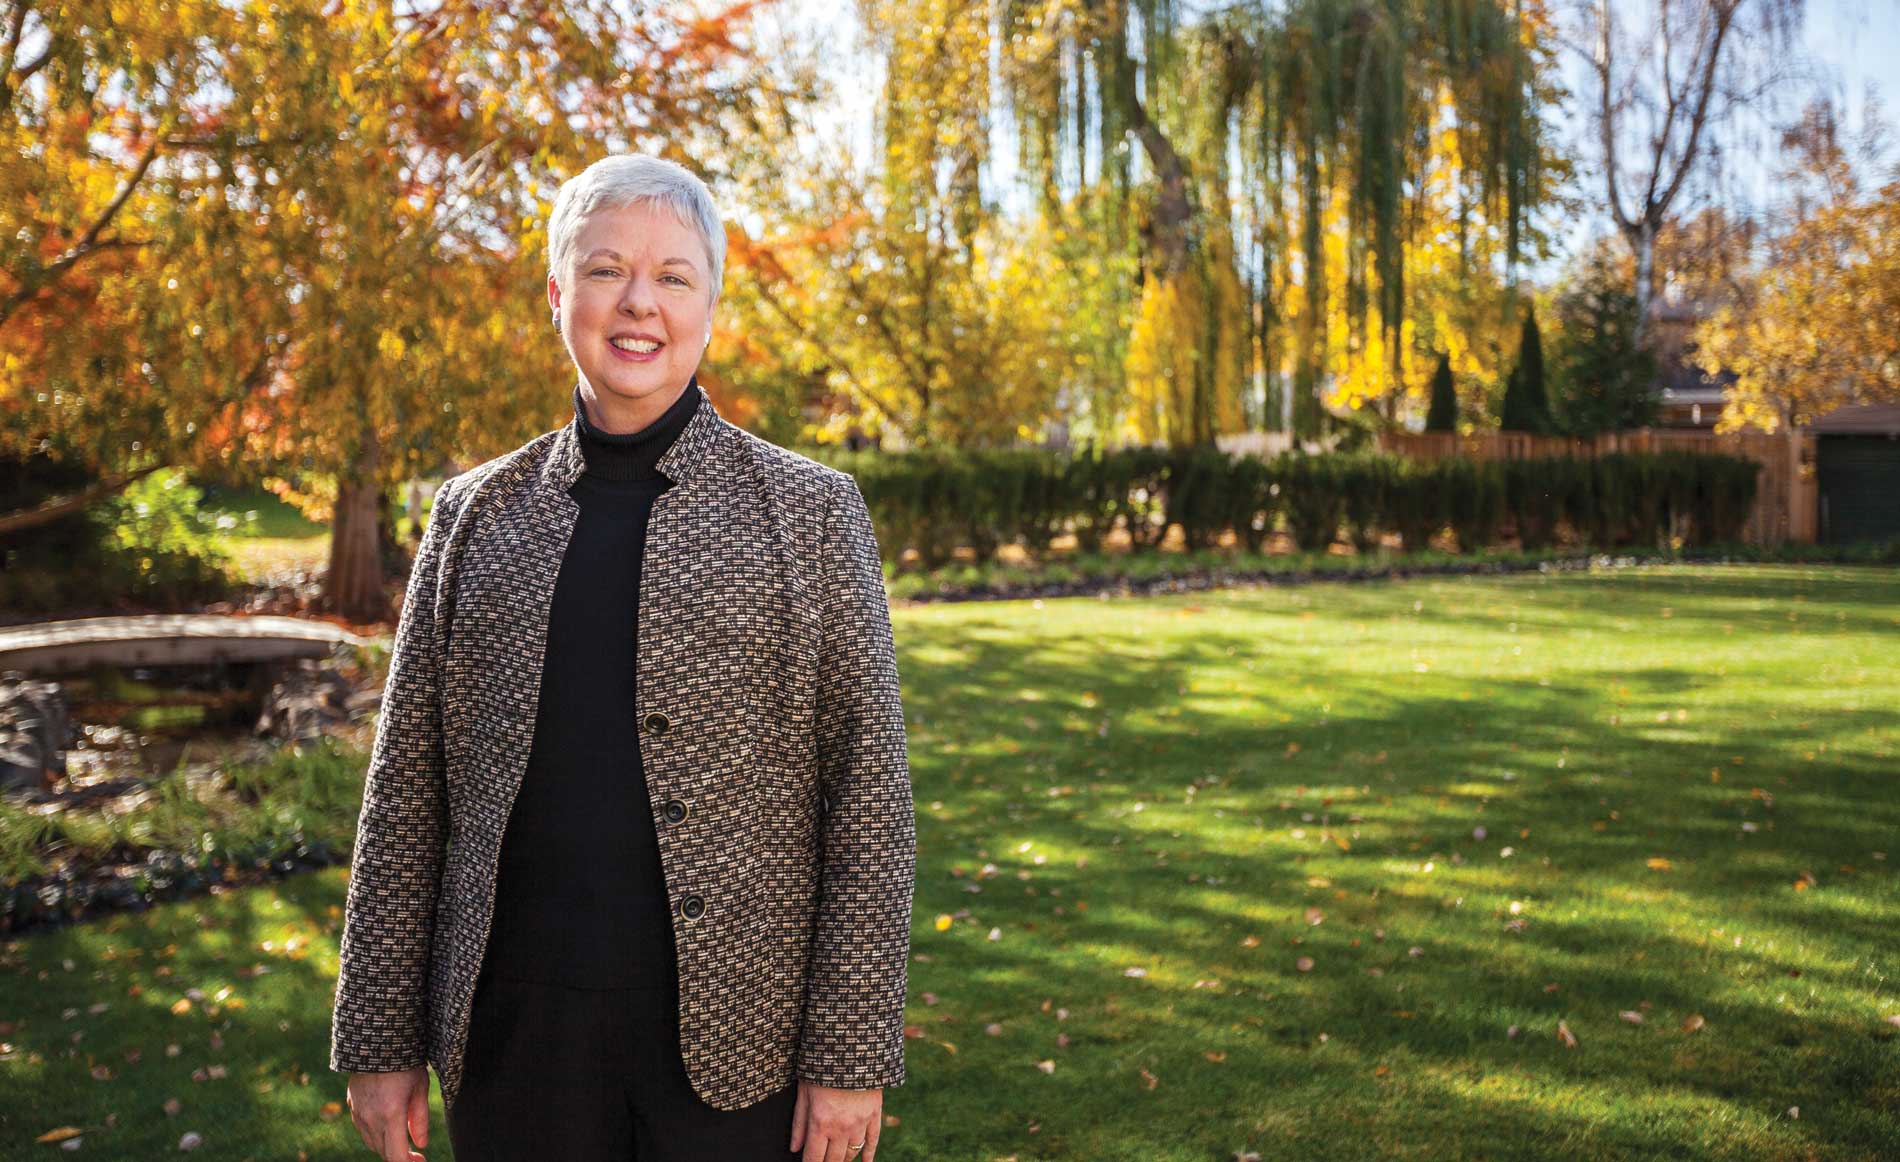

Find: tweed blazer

[328,382,916,1113]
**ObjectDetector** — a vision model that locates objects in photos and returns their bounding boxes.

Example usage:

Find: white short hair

[545,154,726,308]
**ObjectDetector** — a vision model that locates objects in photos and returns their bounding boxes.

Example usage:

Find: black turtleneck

[480,376,701,992]
[571,375,701,482]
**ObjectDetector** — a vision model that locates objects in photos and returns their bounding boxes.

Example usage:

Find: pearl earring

[551,310,562,331]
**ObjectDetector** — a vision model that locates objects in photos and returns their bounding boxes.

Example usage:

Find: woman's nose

[618,277,659,315]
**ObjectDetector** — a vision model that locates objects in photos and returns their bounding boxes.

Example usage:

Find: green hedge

[824,445,1765,569]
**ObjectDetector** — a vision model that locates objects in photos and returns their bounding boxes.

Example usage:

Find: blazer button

[643,711,670,734]
[663,798,688,824]
[679,893,705,921]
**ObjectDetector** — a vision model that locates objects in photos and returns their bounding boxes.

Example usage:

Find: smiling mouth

[610,337,664,353]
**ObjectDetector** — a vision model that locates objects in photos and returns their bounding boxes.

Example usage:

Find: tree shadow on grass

[895,579,1898,1159]
[0,867,437,1158]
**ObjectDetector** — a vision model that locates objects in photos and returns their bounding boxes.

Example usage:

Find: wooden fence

[1374,428,1817,545]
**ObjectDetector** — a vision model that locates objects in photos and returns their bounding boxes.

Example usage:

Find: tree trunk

[1629,219,1658,348]
[1104,6,1191,279]
[324,427,388,624]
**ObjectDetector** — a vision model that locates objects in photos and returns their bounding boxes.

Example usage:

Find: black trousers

[446,970,803,1160]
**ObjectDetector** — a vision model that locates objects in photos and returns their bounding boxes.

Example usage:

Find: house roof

[1803,403,1900,435]
[1657,362,1734,404]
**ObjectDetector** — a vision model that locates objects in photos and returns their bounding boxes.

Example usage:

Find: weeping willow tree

[909,0,1563,444]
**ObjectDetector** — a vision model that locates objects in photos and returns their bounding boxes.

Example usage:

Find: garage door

[1817,435,1900,544]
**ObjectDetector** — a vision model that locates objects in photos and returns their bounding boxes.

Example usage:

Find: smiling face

[547,199,714,426]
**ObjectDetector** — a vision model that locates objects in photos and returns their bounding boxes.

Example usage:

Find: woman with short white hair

[331,152,916,1162]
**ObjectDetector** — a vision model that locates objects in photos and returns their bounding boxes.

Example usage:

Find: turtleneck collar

[573,375,701,482]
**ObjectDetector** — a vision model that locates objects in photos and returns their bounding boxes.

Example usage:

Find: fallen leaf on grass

[36,1127,84,1143]
[1681,1014,1705,1032]
[1557,1020,1578,1048]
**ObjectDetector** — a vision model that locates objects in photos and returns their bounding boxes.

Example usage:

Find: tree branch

[0,462,168,538]
[0,133,163,328]
[1652,1,1740,222]
[739,261,901,435]
[1594,0,1634,233]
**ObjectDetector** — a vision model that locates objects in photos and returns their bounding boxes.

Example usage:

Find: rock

[254,660,357,743]
[0,671,74,796]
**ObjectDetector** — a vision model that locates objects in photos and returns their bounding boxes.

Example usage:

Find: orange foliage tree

[3,0,778,620]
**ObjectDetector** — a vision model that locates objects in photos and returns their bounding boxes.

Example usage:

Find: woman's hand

[346,1067,431,1160]
[790,1080,882,1161]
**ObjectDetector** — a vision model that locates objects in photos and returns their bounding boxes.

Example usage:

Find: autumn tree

[1692,100,1900,432]
[781,0,1562,450]
[0,0,287,538]
[1019,0,1561,445]
[4,0,780,620]
[709,2,1121,451]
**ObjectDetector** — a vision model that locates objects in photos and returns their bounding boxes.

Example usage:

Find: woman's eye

[663,275,688,286]
[591,268,619,277]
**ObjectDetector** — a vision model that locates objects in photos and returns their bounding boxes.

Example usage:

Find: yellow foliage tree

[1693,104,1900,433]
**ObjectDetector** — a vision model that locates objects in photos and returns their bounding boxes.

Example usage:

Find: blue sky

[747,0,1900,283]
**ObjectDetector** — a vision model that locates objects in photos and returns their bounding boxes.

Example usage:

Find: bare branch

[1595,0,1634,232]
[1652,1,1741,222]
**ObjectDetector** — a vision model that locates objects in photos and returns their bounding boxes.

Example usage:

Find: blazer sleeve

[329,473,463,1074]
[794,473,917,1090]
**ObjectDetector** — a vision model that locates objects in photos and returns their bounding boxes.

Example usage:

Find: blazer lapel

[445,383,731,801]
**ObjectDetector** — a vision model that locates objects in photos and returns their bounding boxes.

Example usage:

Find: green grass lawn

[189,484,333,586]
[3,564,1896,1160]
